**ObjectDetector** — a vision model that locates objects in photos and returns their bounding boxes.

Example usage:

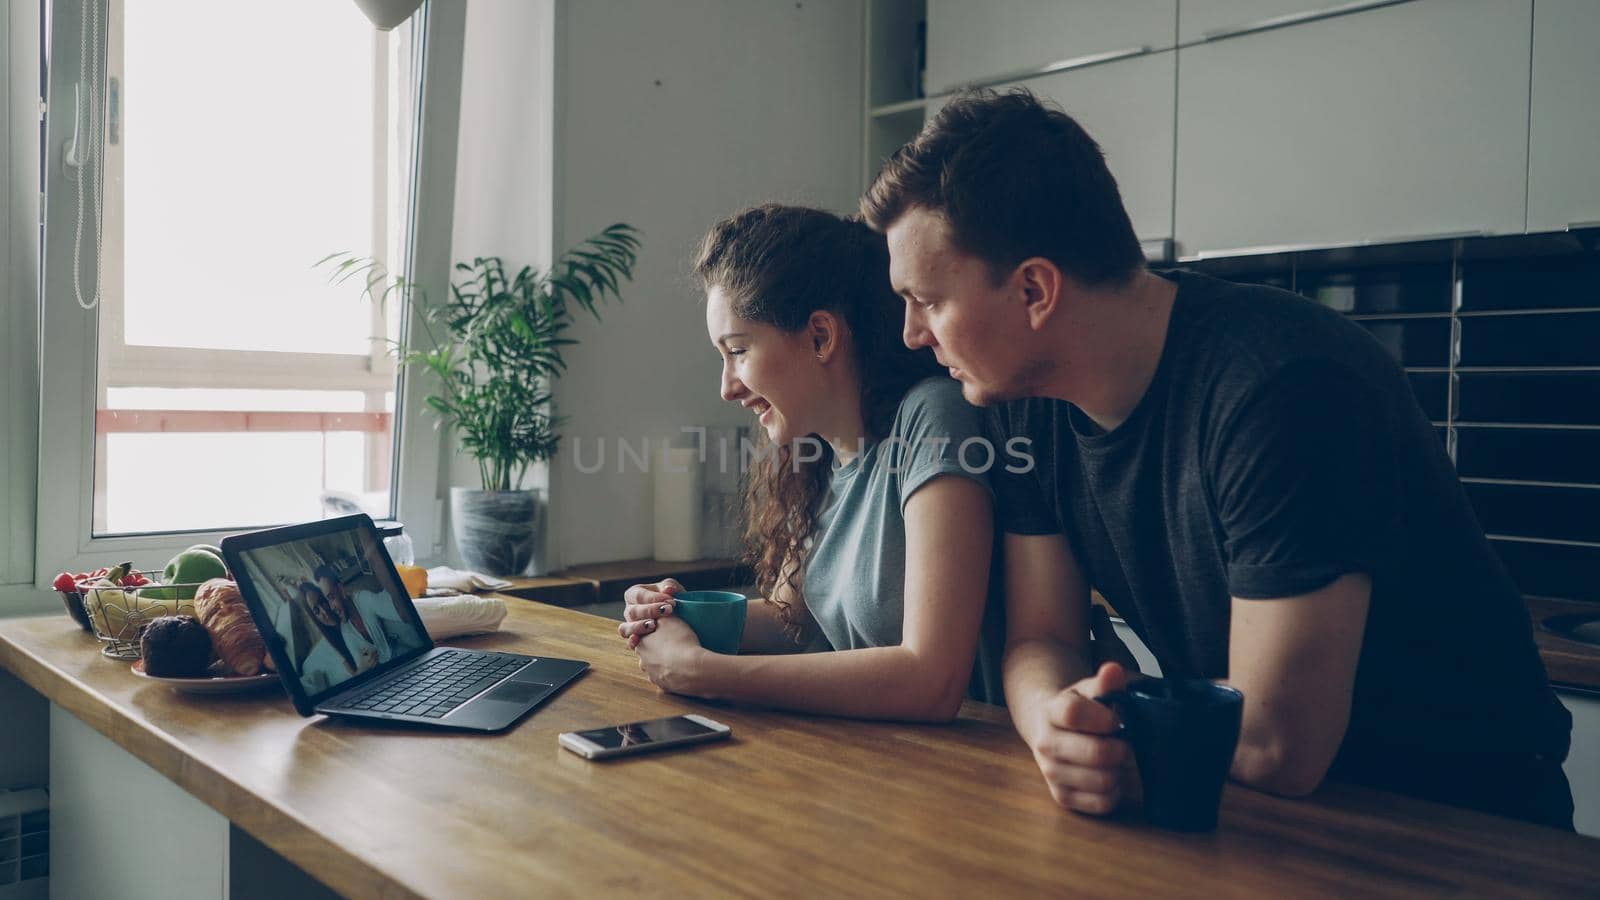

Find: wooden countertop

[3,603,1597,898]
[496,557,751,608]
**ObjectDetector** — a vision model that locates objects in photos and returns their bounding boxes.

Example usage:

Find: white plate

[131,659,280,694]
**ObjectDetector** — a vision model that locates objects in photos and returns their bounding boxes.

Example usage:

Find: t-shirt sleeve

[1210,359,1399,599]
[985,405,1060,535]
[886,379,994,513]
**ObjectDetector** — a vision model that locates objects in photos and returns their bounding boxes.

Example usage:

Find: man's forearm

[1003,638,1095,743]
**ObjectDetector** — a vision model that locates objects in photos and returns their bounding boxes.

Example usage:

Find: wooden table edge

[0,626,426,900]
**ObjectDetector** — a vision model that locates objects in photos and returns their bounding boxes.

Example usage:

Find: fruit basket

[71,571,203,660]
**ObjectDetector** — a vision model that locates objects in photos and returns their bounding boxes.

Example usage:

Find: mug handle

[1092,691,1129,737]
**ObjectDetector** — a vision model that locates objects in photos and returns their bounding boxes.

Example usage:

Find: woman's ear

[808,311,843,363]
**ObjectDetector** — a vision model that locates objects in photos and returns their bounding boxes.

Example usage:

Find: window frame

[33,0,465,582]
[2,0,43,591]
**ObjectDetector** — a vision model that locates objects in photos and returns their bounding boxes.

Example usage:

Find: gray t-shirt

[804,376,1006,705]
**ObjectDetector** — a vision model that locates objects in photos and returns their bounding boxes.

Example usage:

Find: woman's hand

[634,616,711,696]
[618,578,684,648]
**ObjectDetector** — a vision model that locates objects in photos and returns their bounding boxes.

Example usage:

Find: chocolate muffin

[140,615,214,677]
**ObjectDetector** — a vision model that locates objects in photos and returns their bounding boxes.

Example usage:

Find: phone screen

[574,716,718,749]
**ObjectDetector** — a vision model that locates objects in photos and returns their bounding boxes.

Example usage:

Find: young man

[861,89,1574,829]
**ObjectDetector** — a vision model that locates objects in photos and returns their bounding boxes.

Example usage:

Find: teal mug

[670,591,747,654]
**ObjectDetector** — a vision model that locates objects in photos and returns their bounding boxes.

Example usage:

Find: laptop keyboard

[339,650,528,719]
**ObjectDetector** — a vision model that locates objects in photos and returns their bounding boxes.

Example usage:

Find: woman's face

[705,285,826,446]
[303,586,342,627]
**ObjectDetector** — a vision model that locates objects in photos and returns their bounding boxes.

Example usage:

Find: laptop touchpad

[485,681,554,704]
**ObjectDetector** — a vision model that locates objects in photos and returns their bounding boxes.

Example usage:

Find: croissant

[194,579,273,676]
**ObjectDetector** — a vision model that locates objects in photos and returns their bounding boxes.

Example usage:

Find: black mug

[1097,677,1244,832]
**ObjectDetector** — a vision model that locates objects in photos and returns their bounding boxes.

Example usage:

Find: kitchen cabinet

[925,0,1175,94]
[1174,0,1531,257]
[1527,0,1600,233]
[994,51,1176,242]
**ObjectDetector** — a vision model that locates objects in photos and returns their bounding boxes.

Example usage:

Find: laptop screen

[232,519,430,700]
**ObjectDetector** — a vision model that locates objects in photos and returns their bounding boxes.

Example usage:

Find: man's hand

[1028,662,1134,815]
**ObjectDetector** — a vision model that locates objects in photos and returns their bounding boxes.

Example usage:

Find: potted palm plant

[323,224,640,575]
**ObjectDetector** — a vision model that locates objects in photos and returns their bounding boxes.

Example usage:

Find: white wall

[547,0,865,566]
[443,0,557,565]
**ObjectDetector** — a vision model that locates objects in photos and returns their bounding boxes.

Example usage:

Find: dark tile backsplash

[1456,428,1600,485]
[1489,539,1600,603]
[1459,254,1600,312]
[1457,372,1600,426]
[1458,313,1600,367]
[1360,318,1453,367]
[1183,231,1600,604]
[1406,372,1450,422]
[1464,482,1600,545]
[1299,264,1453,315]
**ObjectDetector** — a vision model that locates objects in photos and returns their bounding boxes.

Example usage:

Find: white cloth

[412,592,508,640]
[425,566,513,593]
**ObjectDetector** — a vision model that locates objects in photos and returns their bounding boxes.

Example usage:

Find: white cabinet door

[1000,51,1176,241]
[926,1,1176,94]
[1527,0,1600,233]
[1174,0,1531,257]
[1176,0,1393,44]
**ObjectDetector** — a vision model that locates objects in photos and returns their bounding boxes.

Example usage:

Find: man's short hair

[312,564,338,585]
[861,88,1144,287]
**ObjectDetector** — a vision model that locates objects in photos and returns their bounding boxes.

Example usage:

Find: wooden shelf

[497,557,752,608]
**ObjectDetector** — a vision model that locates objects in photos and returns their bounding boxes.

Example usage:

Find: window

[36,0,466,579]
[88,0,411,535]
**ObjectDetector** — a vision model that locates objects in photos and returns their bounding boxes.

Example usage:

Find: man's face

[887,207,1034,406]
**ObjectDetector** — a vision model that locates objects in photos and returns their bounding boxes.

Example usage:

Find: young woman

[619,204,1005,721]
[296,582,362,693]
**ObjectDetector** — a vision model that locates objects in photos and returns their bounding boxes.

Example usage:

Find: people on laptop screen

[235,530,425,696]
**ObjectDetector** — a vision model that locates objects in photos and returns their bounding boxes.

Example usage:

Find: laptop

[222,514,587,732]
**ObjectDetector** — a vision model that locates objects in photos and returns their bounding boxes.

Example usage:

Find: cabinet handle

[955,45,1154,93]
[1199,0,1411,44]
[1180,230,1487,262]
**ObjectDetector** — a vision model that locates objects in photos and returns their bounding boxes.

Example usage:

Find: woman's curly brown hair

[692,204,944,639]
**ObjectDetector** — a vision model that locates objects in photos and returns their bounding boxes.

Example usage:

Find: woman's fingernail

[659,604,670,614]
[646,620,656,630]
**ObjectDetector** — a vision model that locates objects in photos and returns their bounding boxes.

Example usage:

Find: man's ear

[1016,257,1064,331]
[808,310,844,362]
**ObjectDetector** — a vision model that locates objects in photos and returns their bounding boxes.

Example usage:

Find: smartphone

[558,714,731,759]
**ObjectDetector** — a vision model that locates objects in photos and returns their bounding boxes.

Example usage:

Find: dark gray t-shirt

[806,376,1006,705]
[987,270,1571,823]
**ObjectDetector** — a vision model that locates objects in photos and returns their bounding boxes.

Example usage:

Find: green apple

[157,548,229,601]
